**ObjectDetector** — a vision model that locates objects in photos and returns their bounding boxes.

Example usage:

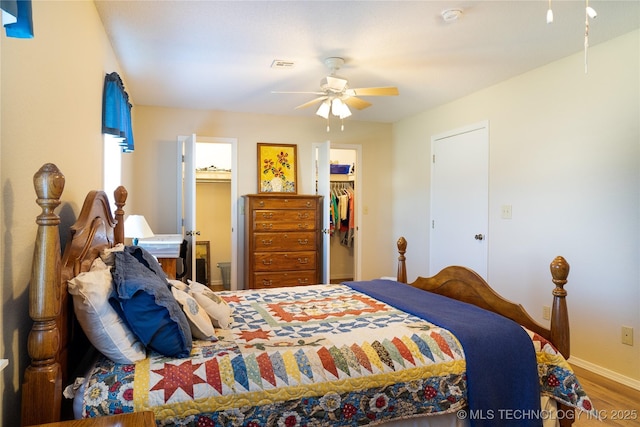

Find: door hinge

[432,220,435,229]
[432,154,435,164]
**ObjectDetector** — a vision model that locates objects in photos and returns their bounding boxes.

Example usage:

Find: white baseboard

[568,356,640,391]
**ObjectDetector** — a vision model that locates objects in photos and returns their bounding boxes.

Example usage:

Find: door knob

[474,234,484,241]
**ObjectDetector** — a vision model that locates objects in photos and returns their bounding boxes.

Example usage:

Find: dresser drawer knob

[297,239,309,245]
[262,279,273,286]
[261,223,273,230]
[297,212,309,219]
[297,278,309,284]
[261,239,273,245]
[258,201,265,207]
[297,224,308,229]
[262,259,273,265]
[262,212,273,219]
[305,202,311,207]
[297,257,309,264]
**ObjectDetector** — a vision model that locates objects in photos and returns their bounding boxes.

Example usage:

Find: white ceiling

[94,1,640,123]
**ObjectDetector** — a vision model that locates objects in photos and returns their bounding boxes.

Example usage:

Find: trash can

[217,262,231,290]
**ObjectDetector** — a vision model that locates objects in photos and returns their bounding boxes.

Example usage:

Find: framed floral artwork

[257,143,297,193]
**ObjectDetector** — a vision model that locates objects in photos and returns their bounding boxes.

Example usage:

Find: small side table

[157,257,178,279]
[30,411,155,427]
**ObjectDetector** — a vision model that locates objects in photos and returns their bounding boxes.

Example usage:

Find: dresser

[244,194,323,289]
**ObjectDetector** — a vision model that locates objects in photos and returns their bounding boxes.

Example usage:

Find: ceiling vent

[441,8,463,23]
[271,60,295,69]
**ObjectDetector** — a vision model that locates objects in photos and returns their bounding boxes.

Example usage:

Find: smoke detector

[441,8,463,23]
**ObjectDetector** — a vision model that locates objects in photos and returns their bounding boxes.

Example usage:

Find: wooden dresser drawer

[250,197,317,210]
[254,209,316,222]
[253,219,316,232]
[253,271,318,288]
[253,231,316,251]
[253,251,316,271]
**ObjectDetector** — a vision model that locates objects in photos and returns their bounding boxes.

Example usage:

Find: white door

[313,141,331,283]
[182,134,198,282]
[430,122,489,279]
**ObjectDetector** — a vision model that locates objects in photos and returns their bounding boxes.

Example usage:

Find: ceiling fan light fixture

[331,98,343,116]
[316,100,330,119]
[339,104,352,119]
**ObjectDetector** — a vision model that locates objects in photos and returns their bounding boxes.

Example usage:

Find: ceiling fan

[273,57,399,130]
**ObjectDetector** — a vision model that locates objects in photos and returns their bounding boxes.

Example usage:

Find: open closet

[328,148,357,283]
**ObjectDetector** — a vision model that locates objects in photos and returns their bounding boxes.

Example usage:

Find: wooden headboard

[21,163,127,426]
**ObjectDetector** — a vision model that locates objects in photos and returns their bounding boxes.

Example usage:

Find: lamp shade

[124,215,154,245]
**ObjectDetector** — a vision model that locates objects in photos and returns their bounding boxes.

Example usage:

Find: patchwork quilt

[79,284,594,426]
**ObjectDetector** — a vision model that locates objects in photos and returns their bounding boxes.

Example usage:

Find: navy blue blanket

[345,280,542,427]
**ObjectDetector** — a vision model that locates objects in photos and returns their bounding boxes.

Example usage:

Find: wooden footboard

[395,236,574,426]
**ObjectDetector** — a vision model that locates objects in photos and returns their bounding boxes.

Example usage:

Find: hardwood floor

[570,364,640,426]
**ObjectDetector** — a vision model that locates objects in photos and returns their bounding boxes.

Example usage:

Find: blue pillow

[110,247,192,358]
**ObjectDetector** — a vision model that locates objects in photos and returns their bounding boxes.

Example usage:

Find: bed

[21,163,594,427]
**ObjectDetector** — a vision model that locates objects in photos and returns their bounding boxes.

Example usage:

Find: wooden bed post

[397,237,407,283]
[113,185,128,245]
[21,163,65,426]
[550,256,570,359]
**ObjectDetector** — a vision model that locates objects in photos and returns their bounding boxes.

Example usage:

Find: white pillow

[170,286,217,341]
[100,243,125,266]
[68,258,146,364]
[187,280,233,329]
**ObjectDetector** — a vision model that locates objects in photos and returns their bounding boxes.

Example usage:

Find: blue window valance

[1,0,33,38]
[102,72,134,153]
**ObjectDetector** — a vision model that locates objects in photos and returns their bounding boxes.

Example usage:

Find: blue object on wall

[2,0,34,38]
[102,72,135,152]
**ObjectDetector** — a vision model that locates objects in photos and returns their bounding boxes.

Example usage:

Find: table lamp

[124,215,154,245]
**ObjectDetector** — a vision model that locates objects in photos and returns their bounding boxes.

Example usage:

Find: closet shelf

[196,170,231,182]
[330,174,355,182]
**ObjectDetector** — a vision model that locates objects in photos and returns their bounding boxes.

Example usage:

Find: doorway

[178,135,238,290]
[195,142,232,290]
[328,147,357,283]
[430,121,489,279]
[313,142,362,284]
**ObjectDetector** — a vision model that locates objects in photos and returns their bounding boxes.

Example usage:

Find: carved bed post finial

[397,237,407,283]
[113,185,128,245]
[550,256,570,359]
[22,163,65,426]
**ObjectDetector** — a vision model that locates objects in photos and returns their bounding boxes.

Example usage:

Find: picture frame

[257,143,297,193]
[195,241,210,286]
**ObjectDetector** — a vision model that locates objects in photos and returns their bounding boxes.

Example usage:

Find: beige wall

[0,1,129,425]
[131,106,395,288]
[392,30,640,385]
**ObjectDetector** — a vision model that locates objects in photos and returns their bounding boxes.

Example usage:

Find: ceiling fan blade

[325,76,348,92]
[343,96,372,110]
[346,86,399,97]
[272,91,326,95]
[294,96,328,109]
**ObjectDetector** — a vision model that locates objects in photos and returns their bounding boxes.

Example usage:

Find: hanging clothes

[329,181,355,247]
